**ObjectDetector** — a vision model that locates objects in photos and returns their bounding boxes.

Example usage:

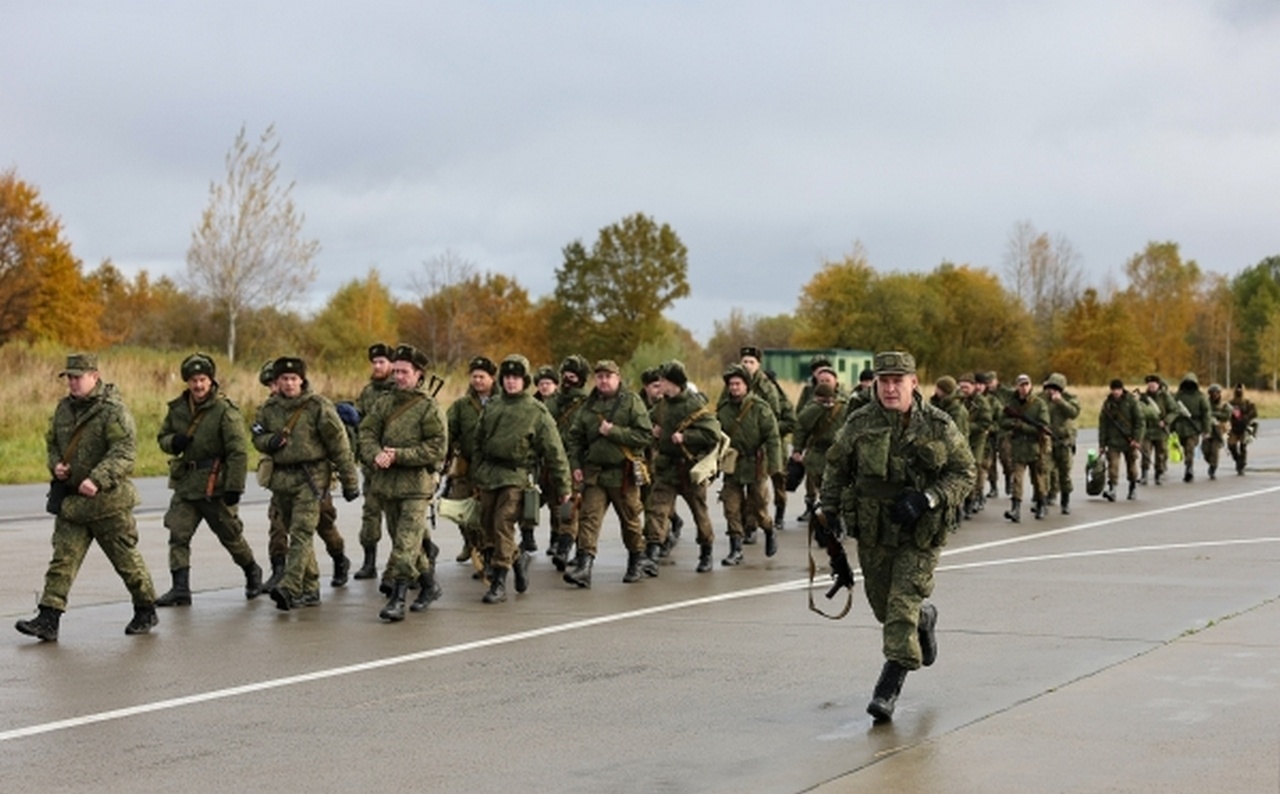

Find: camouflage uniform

[643,360,720,573]
[252,358,360,609]
[1138,376,1179,485]
[1203,385,1229,478]
[1099,381,1145,499]
[17,354,157,641]
[445,356,495,569]
[565,361,654,585]
[358,345,448,620]
[1171,373,1211,482]
[792,383,846,520]
[1041,373,1081,514]
[958,374,993,515]
[820,351,975,721]
[1227,385,1258,474]
[717,364,782,565]
[998,377,1050,521]
[472,354,572,603]
[354,343,396,570]
[156,352,259,605]
[540,355,590,566]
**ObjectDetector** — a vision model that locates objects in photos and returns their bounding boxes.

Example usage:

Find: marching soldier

[1227,384,1259,475]
[793,367,845,522]
[819,351,975,722]
[1041,373,1081,515]
[717,364,781,565]
[1172,372,1211,482]
[155,352,261,606]
[1204,384,1229,479]
[999,374,1050,522]
[1099,379,1145,501]
[958,373,993,516]
[352,343,396,580]
[445,356,496,571]
[541,354,590,570]
[1139,375,1178,485]
[737,346,794,531]
[16,353,158,641]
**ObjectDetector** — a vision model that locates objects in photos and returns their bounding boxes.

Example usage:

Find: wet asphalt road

[1,426,1278,793]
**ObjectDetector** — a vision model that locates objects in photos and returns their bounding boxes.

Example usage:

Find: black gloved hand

[266,433,288,453]
[811,509,843,544]
[342,487,360,503]
[171,433,191,453]
[890,490,931,527]
[222,490,241,507]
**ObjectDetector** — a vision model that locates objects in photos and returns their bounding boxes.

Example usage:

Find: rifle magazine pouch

[522,487,540,526]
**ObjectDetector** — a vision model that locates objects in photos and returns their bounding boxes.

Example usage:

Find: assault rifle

[811,510,855,599]
[1003,404,1058,442]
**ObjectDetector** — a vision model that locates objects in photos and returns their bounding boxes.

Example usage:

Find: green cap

[594,359,621,375]
[873,351,915,376]
[60,353,98,377]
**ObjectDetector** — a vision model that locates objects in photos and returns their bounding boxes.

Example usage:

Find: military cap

[640,367,661,385]
[809,353,833,372]
[814,365,838,381]
[368,343,393,362]
[180,352,216,381]
[813,382,835,399]
[957,372,975,384]
[534,365,559,384]
[974,371,989,385]
[559,354,590,380]
[594,359,621,375]
[723,363,750,385]
[258,359,277,386]
[873,351,915,376]
[1044,373,1067,391]
[59,353,98,377]
[984,371,998,383]
[740,345,763,362]
[1208,383,1222,393]
[468,356,497,376]
[1110,378,1125,390]
[659,359,688,388]
[935,375,957,396]
[392,343,429,371]
[1144,373,1162,384]
[499,353,531,386]
[273,356,306,380]
[857,368,875,384]
[1015,373,1032,385]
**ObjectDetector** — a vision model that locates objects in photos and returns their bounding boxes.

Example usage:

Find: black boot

[1060,493,1070,516]
[155,568,192,607]
[765,527,778,557]
[125,604,159,636]
[669,512,684,542]
[1208,463,1217,480]
[410,567,441,612]
[243,561,263,599]
[797,498,814,523]
[1032,498,1047,520]
[483,567,509,604]
[269,585,295,611]
[867,660,909,723]
[551,533,574,573]
[379,581,409,622]
[330,553,351,587]
[622,550,646,583]
[721,536,744,566]
[262,556,286,592]
[520,526,538,553]
[563,552,594,589]
[696,544,713,573]
[512,551,532,594]
[456,537,473,563]
[353,544,378,580]
[1003,499,1021,523]
[774,504,786,529]
[1183,463,1194,483]
[742,527,757,545]
[639,543,661,577]
[1128,481,1137,500]
[918,604,938,667]
[986,481,998,499]
[15,605,61,642]
[1103,484,1116,502]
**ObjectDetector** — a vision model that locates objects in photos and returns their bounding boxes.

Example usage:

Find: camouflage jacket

[999,393,1050,464]
[1172,379,1211,438]
[446,388,489,466]
[962,392,994,455]
[544,384,590,446]
[472,389,572,498]
[716,392,781,486]
[821,393,975,550]
[1043,390,1081,449]
[46,381,140,520]
[1138,388,1179,441]
[1098,392,1145,450]
[930,393,970,441]
[649,388,721,487]
[566,387,653,488]
[356,376,396,417]
[357,383,448,499]
[157,384,247,500]
[251,387,359,497]
[793,396,847,456]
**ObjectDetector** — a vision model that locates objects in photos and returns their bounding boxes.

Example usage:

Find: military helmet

[180,352,216,381]
[499,354,532,388]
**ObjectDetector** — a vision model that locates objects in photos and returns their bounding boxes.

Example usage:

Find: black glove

[266,433,288,453]
[890,490,931,527]
[171,433,191,453]
[222,491,241,507]
[811,509,843,544]
[342,486,360,503]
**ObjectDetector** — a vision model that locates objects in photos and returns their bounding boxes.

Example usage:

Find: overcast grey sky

[5,1,1279,342]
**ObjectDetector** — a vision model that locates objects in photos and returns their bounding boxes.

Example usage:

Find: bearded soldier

[17,353,158,641]
[155,352,261,607]
[819,351,975,722]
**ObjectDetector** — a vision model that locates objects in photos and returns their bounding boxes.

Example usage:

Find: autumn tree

[410,249,477,368]
[186,124,319,363]
[922,263,1033,378]
[792,244,876,349]
[1229,255,1280,387]
[706,308,796,365]
[0,168,101,347]
[1117,241,1201,377]
[550,212,690,363]
[305,268,400,369]
[401,270,550,369]
[1004,220,1083,354]
[1051,288,1148,384]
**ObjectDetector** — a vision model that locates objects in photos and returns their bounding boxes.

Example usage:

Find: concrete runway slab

[2,426,1278,793]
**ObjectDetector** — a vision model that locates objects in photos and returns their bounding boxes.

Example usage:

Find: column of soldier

[15,345,1261,644]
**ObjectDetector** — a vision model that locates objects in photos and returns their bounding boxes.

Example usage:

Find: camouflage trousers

[268,492,344,562]
[1202,430,1225,471]
[479,486,523,569]
[163,495,255,571]
[1007,457,1046,502]
[1141,436,1168,478]
[40,510,156,611]
[1106,445,1140,486]
[720,478,772,539]
[359,469,385,546]
[382,496,432,582]
[644,479,714,548]
[269,489,323,597]
[1043,443,1074,499]
[857,540,940,671]
[1178,433,1201,472]
[576,480,644,557]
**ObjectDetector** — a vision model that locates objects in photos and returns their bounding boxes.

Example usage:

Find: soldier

[819,351,975,722]
[999,374,1050,522]
[542,354,591,571]
[1172,372,1211,482]
[154,352,261,607]
[252,357,360,611]
[472,354,572,603]
[717,363,782,565]
[1098,379,1145,501]
[352,343,396,581]
[1041,373,1081,515]
[738,346,795,530]
[844,367,876,418]
[16,353,158,641]
[958,373,993,517]
[565,360,654,585]
[795,353,839,414]
[986,371,1015,498]
[930,376,969,439]
[1203,384,1229,479]
[643,360,718,573]
[534,366,559,401]
[358,345,448,622]
[445,356,496,570]
[1227,384,1259,475]
[1138,375,1178,485]
[793,367,844,522]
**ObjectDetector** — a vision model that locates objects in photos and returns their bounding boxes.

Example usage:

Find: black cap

[392,344,429,371]
[1110,378,1125,390]
[273,356,306,380]
[468,356,497,376]
[368,343,393,361]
